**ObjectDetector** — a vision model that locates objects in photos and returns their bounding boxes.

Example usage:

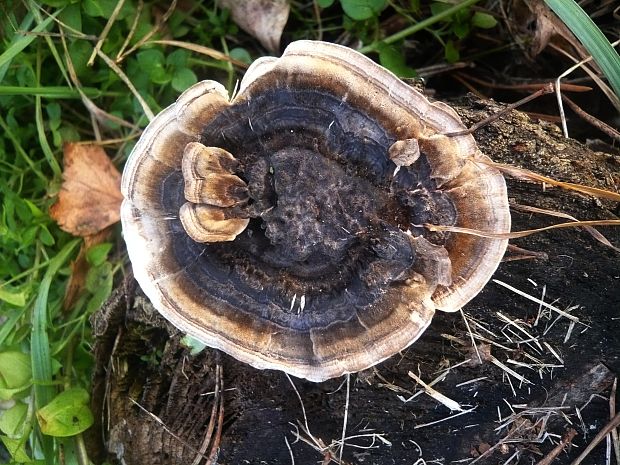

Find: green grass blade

[359,0,480,54]
[30,239,80,458]
[0,11,57,70]
[0,12,35,83]
[0,114,47,183]
[31,239,80,407]
[0,308,28,346]
[35,94,62,177]
[0,85,108,98]
[26,0,72,87]
[36,48,62,178]
[544,0,620,99]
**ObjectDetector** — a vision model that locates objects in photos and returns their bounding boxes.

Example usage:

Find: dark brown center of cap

[168,86,456,331]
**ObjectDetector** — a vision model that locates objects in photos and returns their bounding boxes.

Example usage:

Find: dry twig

[455,72,592,93]
[551,40,620,118]
[610,378,620,465]
[192,361,223,465]
[115,0,178,63]
[561,94,620,142]
[88,0,127,66]
[469,421,525,465]
[444,84,555,137]
[569,413,620,465]
[535,428,577,465]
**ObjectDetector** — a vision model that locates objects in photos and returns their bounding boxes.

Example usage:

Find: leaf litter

[49,142,122,237]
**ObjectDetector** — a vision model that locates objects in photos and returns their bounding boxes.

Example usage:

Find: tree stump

[88,97,619,465]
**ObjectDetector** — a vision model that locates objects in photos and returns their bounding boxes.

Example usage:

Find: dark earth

[87,96,619,465]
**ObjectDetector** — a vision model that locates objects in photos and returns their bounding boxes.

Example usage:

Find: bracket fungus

[121,40,510,382]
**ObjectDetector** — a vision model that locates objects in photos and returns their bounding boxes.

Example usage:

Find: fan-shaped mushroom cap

[121,40,509,382]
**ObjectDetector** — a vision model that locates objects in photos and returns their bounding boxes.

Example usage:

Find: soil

[87,96,620,465]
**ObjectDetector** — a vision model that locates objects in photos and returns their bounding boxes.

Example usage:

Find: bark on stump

[88,97,620,465]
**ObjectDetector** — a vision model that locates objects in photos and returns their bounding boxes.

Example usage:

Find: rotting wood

[90,98,620,465]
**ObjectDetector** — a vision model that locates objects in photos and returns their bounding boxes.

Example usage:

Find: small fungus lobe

[121,41,510,381]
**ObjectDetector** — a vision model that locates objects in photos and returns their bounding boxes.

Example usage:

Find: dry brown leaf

[50,143,123,237]
[478,443,491,454]
[520,0,592,64]
[466,343,493,366]
[218,0,290,53]
[62,228,113,311]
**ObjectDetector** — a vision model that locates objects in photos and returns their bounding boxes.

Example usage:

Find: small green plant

[316,0,498,75]
[428,1,497,62]
[317,0,388,21]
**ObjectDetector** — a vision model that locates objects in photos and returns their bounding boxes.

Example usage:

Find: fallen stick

[536,429,577,465]
[569,413,620,465]
[610,378,619,465]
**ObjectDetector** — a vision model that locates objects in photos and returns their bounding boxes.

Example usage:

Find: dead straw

[511,203,619,252]
[493,279,583,324]
[147,40,250,68]
[339,374,350,463]
[426,219,620,241]
[95,48,155,121]
[479,159,620,202]
[408,370,464,411]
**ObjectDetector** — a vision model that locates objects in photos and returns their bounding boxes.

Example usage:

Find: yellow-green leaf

[36,388,94,437]
[0,286,27,307]
[0,435,31,462]
[0,352,31,400]
[0,402,28,437]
